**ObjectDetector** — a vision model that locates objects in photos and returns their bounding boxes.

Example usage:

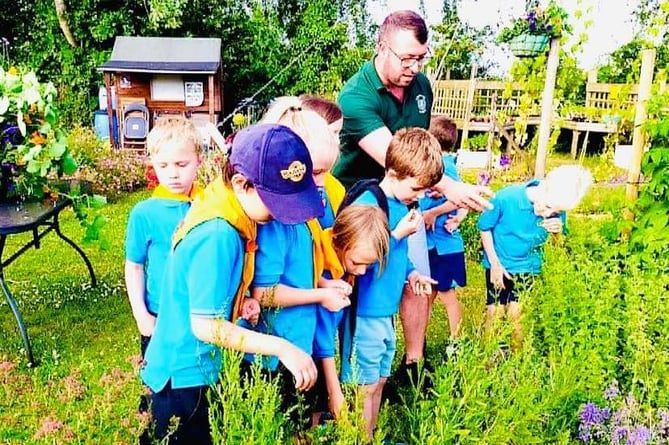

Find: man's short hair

[378,10,428,45]
[147,116,202,157]
[386,127,443,188]
[429,116,458,152]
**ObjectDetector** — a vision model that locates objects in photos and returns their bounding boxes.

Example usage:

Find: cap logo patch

[281,161,307,182]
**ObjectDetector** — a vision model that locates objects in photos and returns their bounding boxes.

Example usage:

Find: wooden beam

[624,49,656,221]
[461,64,477,145]
[104,72,115,149]
[534,37,560,179]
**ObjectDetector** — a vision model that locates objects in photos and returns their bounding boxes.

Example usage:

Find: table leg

[53,218,97,288]
[0,236,35,366]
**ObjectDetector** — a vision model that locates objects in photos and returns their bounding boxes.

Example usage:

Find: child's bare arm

[251,285,351,312]
[321,357,345,417]
[191,317,317,390]
[124,260,155,336]
[424,201,460,231]
[480,231,511,288]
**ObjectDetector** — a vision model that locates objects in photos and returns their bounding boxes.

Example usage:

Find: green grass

[0,164,666,444]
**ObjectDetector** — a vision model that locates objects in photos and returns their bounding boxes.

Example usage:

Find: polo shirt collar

[363,57,386,91]
[520,179,541,210]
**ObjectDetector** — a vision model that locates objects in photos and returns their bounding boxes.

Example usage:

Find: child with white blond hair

[478,165,593,351]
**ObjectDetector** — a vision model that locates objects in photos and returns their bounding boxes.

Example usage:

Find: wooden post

[624,49,656,216]
[208,74,215,124]
[461,64,477,145]
[104,72,115,149]
[534,37,560,179]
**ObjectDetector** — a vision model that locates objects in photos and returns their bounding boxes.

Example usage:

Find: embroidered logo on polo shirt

[280,161,307,182]
[416,94,427,114]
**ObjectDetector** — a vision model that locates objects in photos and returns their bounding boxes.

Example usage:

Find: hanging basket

[508,34,550,57]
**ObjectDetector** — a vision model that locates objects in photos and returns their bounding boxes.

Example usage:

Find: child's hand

[393,209,423,240]
[444,215,461,234]
[541,217,563,234]
[319,288,351,312]
[240,298,261,326]
[490,262,511,289]
[329,387,346,418]
[319,278,353,297]
[407,271,437,296]
[277,342,318,391]
[135,311,156,337]
[423,208,438,231]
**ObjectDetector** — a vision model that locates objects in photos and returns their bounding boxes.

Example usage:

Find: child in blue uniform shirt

[478,165,593,351]
[246,103,351,429]
[421,116,468,339]
[139,124,323,445]
[125,117,203,356]
[340,127,444,440]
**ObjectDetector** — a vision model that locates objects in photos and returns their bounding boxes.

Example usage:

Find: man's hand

[439,181,494,212]
[277,342,318,391]
[444,215,461,234]
[135,311,156,337]
[393,209,423,240]
[240,298,261,326]
[407,271,437,296]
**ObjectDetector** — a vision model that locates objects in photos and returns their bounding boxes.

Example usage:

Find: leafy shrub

[66,124,110,168]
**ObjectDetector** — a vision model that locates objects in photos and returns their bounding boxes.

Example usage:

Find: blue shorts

[428,249,467,291]
[485,269,535,305]
[341,316,396,385]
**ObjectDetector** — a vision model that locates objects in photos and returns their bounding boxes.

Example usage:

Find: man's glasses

[385,44,431,69]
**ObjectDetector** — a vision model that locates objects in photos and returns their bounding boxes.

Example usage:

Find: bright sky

[369,0,641,73]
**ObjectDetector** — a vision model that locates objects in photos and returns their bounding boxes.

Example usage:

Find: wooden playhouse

[98,36,222,151]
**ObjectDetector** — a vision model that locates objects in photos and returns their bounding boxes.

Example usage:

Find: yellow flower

[8,66,18,75]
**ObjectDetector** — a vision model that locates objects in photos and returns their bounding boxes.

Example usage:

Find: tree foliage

[428,0,494,80]
[0,0,374,127]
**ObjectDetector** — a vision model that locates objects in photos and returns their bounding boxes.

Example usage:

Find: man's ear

[385,168,398,180]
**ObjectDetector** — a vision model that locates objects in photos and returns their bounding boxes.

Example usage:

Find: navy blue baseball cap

[230,123,324,224]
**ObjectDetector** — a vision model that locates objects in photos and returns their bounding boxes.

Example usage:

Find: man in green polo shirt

[332,10,492,396]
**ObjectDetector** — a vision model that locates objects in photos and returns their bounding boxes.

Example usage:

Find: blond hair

[332,205,389,273]
[147,116,203,157]
[543,165,594,210]
[262,96,339,166]
[386,127,443,188]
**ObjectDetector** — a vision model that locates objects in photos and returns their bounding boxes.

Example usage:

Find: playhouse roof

[99,37,221,74]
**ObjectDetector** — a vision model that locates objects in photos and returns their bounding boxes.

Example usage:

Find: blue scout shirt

[313,196,342,360]
[249,220,316,370]
[353,191,415,317]
[477,180,567,274]
[125,198,191,314]
[419,155,465,255]
[140,219,242,391]
[333,58,433,188]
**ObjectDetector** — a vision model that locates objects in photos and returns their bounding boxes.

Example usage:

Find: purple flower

[529,22,536,32]
[626,426,651,445]
[580,402,610,425]
[611,426,628,445]
[477,171,490,186]
[605,380,620,401]
[499,154,511,167]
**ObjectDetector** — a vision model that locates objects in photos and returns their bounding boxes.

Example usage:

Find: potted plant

[497,2,572,57]
[0,66,106,240]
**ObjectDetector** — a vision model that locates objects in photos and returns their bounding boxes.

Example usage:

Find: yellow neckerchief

[172,177,256,322]
[306,220,345,283]
[324,172,345,214]
[151,183,204,202]
[305,173,347,284]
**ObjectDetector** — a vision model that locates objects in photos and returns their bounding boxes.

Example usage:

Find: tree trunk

[54,0,77,47]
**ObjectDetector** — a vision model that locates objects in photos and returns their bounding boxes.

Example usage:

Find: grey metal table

[0,199,97,366]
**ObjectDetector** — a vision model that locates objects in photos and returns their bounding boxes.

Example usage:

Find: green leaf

[61,152,78,175]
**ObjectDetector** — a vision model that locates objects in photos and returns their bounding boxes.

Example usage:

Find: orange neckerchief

[151,183,204,202]
[172,178,256,321]
[324,172,345,214]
